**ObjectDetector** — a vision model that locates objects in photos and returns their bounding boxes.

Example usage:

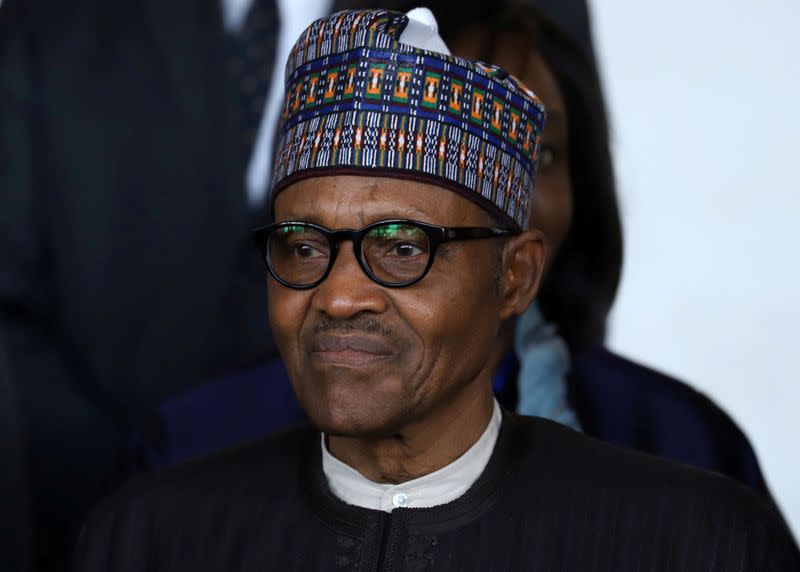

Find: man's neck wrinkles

[327,390,494,484]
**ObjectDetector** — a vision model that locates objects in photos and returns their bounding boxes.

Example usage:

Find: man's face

[268,176,503,437]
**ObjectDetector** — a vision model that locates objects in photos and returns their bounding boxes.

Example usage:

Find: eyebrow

[276,207,438,227]
[359,207,435,224]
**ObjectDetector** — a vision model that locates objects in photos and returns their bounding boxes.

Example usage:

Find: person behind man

[74,9,799,570]
[429,0,773,495]
[0,343,31,572]
[0,0,342,567]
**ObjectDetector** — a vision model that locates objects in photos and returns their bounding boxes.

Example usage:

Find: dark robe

[76,413,799,571]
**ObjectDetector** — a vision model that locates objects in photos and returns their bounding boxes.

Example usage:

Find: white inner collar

[322,399,502,512]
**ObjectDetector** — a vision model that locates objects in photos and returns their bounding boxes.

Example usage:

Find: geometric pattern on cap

[271,10,546,231]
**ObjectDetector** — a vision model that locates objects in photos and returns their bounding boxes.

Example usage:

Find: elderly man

[74,9,799,571]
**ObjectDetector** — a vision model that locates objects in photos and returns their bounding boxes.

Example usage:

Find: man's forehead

[273,175,478,226]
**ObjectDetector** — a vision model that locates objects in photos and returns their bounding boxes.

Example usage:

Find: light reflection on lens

[363,223,430,284]
[268,225,330,285]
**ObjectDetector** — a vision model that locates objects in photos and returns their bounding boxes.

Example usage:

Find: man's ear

[497,228,547,321]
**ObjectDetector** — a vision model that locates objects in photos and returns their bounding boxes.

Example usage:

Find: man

[74,9,799,571]
[132,2,771,515]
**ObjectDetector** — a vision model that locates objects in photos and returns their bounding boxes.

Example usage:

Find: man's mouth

[308,334,395,367]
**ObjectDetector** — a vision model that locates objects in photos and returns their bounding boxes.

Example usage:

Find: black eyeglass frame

[252,219,514,289]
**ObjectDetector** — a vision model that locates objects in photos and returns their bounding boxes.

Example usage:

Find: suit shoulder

[569,348,768,495]
[572,348,741,427]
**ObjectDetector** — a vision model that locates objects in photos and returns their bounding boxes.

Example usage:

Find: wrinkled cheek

[413,296,494,389]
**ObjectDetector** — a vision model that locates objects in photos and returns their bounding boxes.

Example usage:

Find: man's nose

[311,243,389,319]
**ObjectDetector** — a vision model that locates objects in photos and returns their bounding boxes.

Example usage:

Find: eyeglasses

[252,219,513,289]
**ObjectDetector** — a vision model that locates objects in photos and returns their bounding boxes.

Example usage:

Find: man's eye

[392,242,424,257]
[294,243,323,258]
[538,144,558,169]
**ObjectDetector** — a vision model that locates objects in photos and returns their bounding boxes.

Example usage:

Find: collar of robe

[298,408,528,536]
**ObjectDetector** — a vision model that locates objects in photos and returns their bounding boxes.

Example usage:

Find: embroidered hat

[270,8,546,231]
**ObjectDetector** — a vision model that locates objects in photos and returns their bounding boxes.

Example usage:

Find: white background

[588,0,799,540]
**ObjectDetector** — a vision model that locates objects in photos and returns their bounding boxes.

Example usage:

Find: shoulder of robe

[73,425,318,571]
[512,415,799,561]
[92,424,316,522]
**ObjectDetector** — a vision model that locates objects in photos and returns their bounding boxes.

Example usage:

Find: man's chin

[315,423,398,440]
[290,366,418,436]
[303,401,411,439]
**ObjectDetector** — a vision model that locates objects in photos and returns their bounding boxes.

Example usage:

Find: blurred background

[590,0,800,539]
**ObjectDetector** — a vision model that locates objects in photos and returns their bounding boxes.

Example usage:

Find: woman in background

[436,0,769,495]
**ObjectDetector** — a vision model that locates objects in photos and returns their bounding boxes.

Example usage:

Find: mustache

[312,314,393,336]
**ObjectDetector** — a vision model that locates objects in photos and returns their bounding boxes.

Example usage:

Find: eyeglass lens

[267,223,432,286]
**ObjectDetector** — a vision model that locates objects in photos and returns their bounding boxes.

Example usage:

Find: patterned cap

[271,9,546,231]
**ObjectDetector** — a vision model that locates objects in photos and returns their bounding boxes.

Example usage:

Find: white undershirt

[322,399,502,512]
[220,0,334,206]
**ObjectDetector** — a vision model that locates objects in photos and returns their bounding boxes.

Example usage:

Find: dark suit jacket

[0,345,31,572]
[0,0,301,566]
[568,347,770,497]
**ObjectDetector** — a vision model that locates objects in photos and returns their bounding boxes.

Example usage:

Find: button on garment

[392,493,408,508]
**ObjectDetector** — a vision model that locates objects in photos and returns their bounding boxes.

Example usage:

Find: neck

[326,378,496,484]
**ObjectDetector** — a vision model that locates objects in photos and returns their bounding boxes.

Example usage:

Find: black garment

[75,413,800,571]
[227,0,280,159]
[0,0,271,566]
[0,345,31,572]
[568,347,771,497]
